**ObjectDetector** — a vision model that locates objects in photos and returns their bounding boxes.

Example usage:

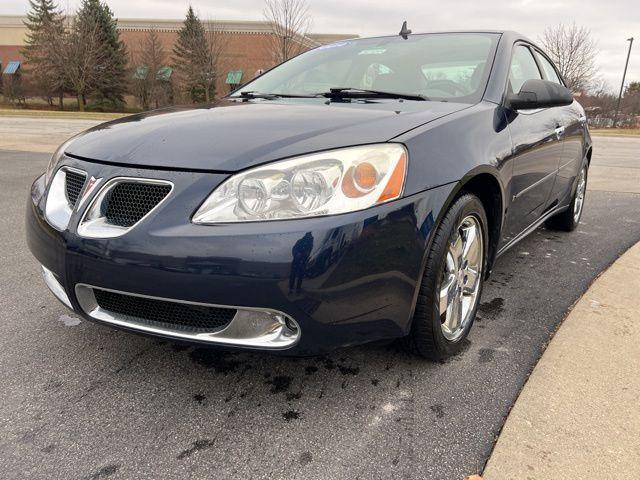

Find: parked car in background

[27,30,590,359]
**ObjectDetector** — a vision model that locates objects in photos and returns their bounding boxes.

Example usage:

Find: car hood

[65,99,468,172]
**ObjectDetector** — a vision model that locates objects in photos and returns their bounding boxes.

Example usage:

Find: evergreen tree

[75,0,129,109]
[624,81,640,115]
[172,6,215,103]
[22,0,66,108]
[626,82,640,96]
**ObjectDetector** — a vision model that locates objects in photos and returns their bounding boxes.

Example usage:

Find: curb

[482,240,640,479]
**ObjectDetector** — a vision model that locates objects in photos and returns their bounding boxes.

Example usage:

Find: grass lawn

[1,106,638,136]
[0,108,131,121]
[590,128,640,137]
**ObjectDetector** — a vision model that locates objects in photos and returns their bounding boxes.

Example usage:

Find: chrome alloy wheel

[573,167,587,223]
[438,215,484,341]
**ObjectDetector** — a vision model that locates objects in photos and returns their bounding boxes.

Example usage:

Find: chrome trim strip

[77,177,174,239]
[41,266,73,309]
[512,169,558,201]
[496,203,569,257]
[74,284,301,350]
[558,159,577,171]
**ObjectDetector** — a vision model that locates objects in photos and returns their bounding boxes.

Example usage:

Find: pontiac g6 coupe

[27,30,590,359]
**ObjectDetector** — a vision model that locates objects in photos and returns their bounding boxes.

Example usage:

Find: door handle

[554,126,565,139]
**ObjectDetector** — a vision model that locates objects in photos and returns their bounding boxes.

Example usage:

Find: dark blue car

[27,30,591,359]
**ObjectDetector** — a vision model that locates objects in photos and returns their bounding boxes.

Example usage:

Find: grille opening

[65,170,86,208]
[103,182,171,227]
[93,289,237,333]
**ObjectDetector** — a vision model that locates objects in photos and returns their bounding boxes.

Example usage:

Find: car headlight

[192,144,408,224]
[45,139,74,185]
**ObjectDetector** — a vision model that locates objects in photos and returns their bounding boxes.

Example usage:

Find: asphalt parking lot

[1,130,639,479]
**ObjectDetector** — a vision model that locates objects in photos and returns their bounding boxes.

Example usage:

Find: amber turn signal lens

[377,152,407,202]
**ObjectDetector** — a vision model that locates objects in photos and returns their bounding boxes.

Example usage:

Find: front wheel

[406,193,488,360]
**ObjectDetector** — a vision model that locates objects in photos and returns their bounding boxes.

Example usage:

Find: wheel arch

[438,167,505,277]
[404,168,505,347]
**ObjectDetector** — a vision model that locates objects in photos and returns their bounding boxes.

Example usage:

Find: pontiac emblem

[78,176,102,208]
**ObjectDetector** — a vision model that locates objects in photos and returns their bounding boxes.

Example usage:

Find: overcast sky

[2,0,638,90]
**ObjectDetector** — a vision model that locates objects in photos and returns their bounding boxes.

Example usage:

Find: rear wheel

[545,164,588,232]
[406,193,488,360]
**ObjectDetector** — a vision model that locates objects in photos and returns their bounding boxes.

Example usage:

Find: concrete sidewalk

[483,241,640,479]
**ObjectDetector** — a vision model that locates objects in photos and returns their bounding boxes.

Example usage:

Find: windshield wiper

[232,89,427,101]
[234,91,320,100]
[321,87,427,101]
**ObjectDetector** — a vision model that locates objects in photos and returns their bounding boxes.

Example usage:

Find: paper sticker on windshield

[316,41,352,51]
[358,48,386,55]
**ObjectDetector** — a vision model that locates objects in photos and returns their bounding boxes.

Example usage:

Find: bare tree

[539,23,598,92]
[580,79,617,119]
[132,27,166,109]
[203,20,229,102]
[51,16,106,111]
[263,0,311,64]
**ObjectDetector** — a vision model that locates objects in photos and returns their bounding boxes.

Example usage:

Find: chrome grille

[64,170,86,208]
[45,167,87,231]
[103,182,172,227]
[77,178,173,239]
[92,288,237,333]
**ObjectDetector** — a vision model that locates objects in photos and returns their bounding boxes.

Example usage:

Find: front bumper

[26,156,454,354]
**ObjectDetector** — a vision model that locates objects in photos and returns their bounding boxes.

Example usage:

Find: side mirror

[506,79,573,110]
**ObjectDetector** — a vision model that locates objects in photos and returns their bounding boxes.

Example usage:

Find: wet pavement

[1,138,639,479]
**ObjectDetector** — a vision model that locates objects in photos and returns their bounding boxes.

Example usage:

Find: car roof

[337,30,536,46]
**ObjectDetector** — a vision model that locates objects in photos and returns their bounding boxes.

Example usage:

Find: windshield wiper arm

[321,87,427,101]
[234,91,320,100]
[238,91,277,99]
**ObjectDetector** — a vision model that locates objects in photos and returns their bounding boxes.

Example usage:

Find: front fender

[397,101,513,199]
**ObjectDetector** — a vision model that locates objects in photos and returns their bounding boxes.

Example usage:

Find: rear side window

[509,45,541,93]
[535,51,562,85]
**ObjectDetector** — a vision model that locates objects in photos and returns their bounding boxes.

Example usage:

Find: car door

[503,44,565,242]
[534,49,586,205]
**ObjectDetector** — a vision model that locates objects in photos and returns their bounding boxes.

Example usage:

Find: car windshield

[232,32,499,103]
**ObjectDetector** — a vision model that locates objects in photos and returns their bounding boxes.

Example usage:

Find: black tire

[545,163,588,232]
[405,193,488,360]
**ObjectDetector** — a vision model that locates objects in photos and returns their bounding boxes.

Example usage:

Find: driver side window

[509,45,542,94]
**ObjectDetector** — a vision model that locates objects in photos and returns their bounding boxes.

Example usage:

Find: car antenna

[399,20,412,39]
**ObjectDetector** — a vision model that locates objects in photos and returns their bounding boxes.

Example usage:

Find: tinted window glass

[535,51,562,84]
[233,33,500,103]
[509,45,541,93]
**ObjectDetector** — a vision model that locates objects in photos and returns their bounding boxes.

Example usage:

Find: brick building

[0,14,356,102]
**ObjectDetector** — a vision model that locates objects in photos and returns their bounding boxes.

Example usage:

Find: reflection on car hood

[65,99,469,172]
